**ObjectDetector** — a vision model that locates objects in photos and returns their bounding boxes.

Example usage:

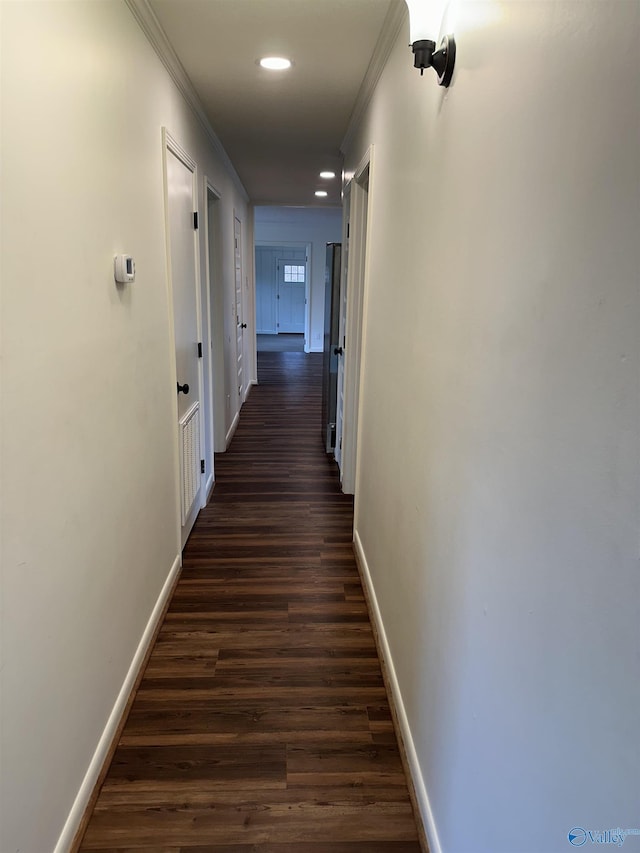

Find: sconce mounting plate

[433,35,456,87]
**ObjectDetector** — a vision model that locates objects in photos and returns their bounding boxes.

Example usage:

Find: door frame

[203,177,223,470]
[341,146,373,498]
[233,212,246,407]
[254,241,311,350]
[335,192,350,472]
[161,127,206,551]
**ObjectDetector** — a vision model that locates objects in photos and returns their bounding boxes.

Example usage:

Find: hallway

[5,3,638,849]
[78,352,422,851]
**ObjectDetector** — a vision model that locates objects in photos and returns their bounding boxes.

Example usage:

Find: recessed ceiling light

[259,56,292,71]
[315,190,328,198]
[319,171,336,179]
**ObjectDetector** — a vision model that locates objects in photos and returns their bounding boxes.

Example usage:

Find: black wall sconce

[406,1,456,87]
[411,36,455,86]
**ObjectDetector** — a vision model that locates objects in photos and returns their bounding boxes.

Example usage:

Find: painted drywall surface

[345,3,640,852]
[0,2,249,850]
[255,206,342,351]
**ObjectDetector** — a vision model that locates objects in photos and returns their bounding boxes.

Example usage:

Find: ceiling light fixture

[259,56,292,71]
[315,190,328,198]
[319,171,336,179]
[405,0,456,87]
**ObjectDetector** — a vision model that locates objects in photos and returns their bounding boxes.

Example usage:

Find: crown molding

[125,0,249,202]
[341,0,407,157]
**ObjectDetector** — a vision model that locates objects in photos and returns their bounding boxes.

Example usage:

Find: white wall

[344,3,640,852]
[0,2,250,850]
[255,206,342,351]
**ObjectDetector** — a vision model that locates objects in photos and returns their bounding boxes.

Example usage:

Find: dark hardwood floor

[78,352,422,852]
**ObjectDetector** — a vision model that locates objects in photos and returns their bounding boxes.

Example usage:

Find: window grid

[284,264,305,283]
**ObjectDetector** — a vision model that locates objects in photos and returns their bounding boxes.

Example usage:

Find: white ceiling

[146,0,401,206]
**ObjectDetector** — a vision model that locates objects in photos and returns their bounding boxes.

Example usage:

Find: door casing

[203,177,224,464]
[340,146,373,498]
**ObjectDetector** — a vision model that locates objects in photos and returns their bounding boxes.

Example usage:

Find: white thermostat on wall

[114,254,135,283]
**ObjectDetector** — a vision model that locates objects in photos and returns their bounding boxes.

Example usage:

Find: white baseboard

[353,529,442,853]
[225,411,239,448]
[205,472,214,501]
[54,553,182,853]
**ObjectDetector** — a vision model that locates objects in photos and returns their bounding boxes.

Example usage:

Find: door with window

[277,259,306,333]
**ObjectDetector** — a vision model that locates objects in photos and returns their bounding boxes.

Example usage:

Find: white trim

[203,177,221,478]
[225,410,240,448]
[54,554,182,853]
[352,148,375,515]
[206,472,215,501]
[163,128,197,172]
[341,2,407,156]
[334,184,351,474]
[341,147,373,496]
[125,0,248,202]
[353,531,441,853]
[304,244,312,352]
[204,180,228,454]
[245,205,257,391]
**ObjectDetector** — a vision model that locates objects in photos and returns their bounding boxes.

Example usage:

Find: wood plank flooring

[79,352,422,852]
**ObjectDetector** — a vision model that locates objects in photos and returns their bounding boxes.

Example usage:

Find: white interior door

[277,258,306,333]
[164,132,204,548]
[234,216,245,403]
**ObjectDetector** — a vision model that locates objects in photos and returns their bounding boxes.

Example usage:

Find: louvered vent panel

[180,402,200,525]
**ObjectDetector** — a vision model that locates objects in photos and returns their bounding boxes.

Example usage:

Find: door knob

[333,346,343,356]
[241,323,247,329]
[177,382,190,395]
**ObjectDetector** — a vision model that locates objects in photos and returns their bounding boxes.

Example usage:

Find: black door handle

[177,382,190,395]
[241,323,247,329]
[333,346,343,356]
